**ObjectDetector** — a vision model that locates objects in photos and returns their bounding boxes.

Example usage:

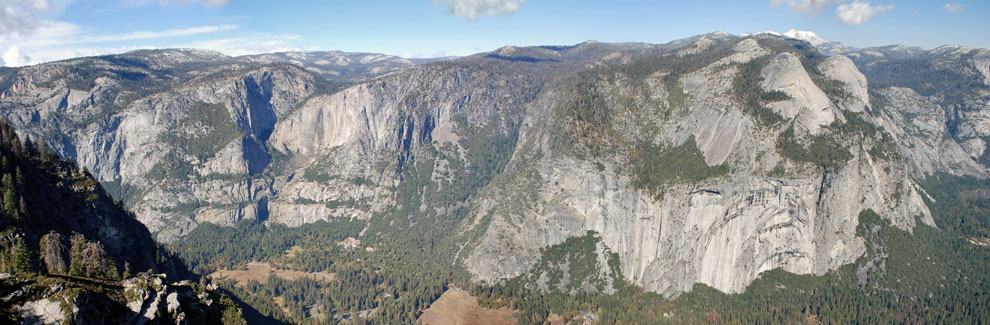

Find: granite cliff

[0,33,988,298]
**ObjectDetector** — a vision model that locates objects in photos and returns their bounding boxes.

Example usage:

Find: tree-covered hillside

[0,119,244,323]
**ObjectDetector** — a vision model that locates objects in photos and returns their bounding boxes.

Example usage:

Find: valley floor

[210,262,335,287]
[418,288,516,325]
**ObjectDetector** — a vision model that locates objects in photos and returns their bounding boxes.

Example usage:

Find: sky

[0,0,988,67]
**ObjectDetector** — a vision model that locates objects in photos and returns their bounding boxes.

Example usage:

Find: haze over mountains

[1,30,989,322]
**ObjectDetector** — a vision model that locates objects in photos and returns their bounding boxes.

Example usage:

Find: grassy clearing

[210,262,334,288]
[419,288,516,325]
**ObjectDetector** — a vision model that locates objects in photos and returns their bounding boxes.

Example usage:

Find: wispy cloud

[22,0,49,11]
[0,0,50,38]
[1,22,241,66]
[79,24,238,44]
[0,0,290,67]
[943,3,963,13]
[770,0,843,15]
[437,0,525,21]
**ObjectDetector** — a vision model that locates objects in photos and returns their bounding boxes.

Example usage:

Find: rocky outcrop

[875,87,988,178]
[2,273,239,324]
[18,297,64,324]
[845,45,990,178]
[123,273,227,325]
[761,52,837,135]
[819,55,869,112]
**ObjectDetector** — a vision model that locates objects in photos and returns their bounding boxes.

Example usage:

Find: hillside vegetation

[0,119,243,323]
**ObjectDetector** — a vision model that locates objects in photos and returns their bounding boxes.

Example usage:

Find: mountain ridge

[0,32,987,301]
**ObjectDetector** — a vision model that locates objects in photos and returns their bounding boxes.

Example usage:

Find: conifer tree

[3,174,18,222]
[68,233,86,277]
[40,231,67,274]
[10,237,31,273]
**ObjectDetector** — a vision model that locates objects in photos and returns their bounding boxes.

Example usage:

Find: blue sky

[1,0,987,66]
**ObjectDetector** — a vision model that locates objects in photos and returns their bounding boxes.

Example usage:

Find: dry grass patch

[419,288,516,325]
[210,262,334,287]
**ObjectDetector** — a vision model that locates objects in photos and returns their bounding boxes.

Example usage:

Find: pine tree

[68,233,86,277]
[17,196,26,222]
[40,231,67,274]
[22,137,36,159]
[3,175,19,222]
[10,237,31,273]
[78,241,118,279]
[14,166,23,187]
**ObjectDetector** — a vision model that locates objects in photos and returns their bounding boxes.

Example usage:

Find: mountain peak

[782,29,827,47]
[744,29,853,56]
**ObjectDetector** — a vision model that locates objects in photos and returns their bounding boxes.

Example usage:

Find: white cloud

[201,0,227,7]
[437,0,525,20]
[179,34,312,56]
[5,22,236,47]
[0,0,242,66]
[770,0,843,15]
[835,1,893,26]
[1,0,43,38]
[16,45,152,65]
[0,22,241,66]
[943,3,963,13]
[1,45,30,66]
[22,0,48,11]
[0,0,72,38]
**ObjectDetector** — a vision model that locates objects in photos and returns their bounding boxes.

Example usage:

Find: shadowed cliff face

[0,35,988,296]
[0,118,188,279]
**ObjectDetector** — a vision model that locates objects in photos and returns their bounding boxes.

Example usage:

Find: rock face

[818,55,869,112]
[0,49,430,241]
[849,45,990,179]
[464,36,936,296]
[760,52,836,135]
[0,34,988,298]
[3,273,236,324]
[19,297,64,324]
[123,273,223,325]
[875,87,987,178]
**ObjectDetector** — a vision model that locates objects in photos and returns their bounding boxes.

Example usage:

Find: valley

[1,29,989,323]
